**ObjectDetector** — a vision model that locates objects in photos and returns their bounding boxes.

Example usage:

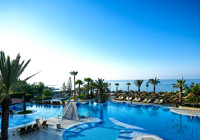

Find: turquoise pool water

[63,101,200,140]
[0,103,64,129]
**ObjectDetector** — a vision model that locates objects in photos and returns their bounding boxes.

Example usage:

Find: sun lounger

[125,97,129,101]
[158,99,164,104]
[17,126,26,135]
[154,99,159,104]
[143,98,148,103]
[127,97,132,101]
[146,99,152,103]
[40,120,48,128]
[26,125,32,133]
[136,98,141,102]
[32,123,39,131]
[120,96,124,100]
[132,98,138,102]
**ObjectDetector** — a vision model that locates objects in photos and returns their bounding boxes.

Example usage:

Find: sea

[105,79,200,93]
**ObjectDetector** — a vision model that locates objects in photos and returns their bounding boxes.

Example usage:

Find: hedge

[10,92,34,102]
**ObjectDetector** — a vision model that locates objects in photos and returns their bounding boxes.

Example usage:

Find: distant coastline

[105,79,200,92]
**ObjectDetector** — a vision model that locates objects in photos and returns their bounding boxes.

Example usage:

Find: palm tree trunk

[74,76,76,102]
[1,96,12,140]
[138,87,140,92]
[23,91,26,112]
[87,82,89,98]
[153,85,156,93]
[128,86,129,92]
[179,87,182,106]
[78,84,80,96]
[116,86,118,93]
[100,87,103,102]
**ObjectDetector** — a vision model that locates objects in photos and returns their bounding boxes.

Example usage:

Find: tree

[133,80,144,92]
[173,77,187,106]
[191,83,200,106]
[43,89,53,96]
[115,83,119,93]
[19,81,29,112]
[75,80,84,96]
[0,51,38,139]
[96,78,104,102]
[70,71,78,101]
[148,77,160,93]
[90,81,97,97]
[126,82,131,92]
[103,82,109,93]
[84,78,92,98]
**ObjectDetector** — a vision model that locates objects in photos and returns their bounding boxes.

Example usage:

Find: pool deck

[8,117,94,140]
[109,96,200,117]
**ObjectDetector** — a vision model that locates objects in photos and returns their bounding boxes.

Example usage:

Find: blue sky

[0,0,200,86]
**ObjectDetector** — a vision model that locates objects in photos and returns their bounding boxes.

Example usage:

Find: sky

[0,0,200,88]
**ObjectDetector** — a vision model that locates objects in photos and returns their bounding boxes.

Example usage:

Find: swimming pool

[63,101,200,140]
[0,103,64,129]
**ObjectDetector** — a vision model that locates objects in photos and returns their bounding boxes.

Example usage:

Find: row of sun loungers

[114,96,164,104]
[16,120,48,135]
[32,100,65,105]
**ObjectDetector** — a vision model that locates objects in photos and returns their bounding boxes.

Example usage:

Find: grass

[17,110,32,114]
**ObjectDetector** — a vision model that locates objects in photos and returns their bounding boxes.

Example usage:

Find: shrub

[18,110,32,114]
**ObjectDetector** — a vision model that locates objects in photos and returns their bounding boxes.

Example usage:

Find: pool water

[63,101,200,140]
[0,103,64,129]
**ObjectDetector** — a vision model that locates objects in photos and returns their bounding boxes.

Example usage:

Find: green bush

[17,110,32,114]
[10,92,34,102]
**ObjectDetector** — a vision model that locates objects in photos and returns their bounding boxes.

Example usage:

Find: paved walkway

[8,117,93,140]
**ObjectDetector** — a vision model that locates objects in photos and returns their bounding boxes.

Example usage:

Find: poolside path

[8,117,93,140]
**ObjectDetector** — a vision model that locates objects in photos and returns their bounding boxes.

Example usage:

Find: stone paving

[8,117,93,140]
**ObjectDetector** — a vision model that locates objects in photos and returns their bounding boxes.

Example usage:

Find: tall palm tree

[146,82,149,92]
[133,80,144,92]
[115,83,119,93]
[19,80,29,112]
[84,78,92,98]
[0,51,38,139]
[96,78,104,102]
[75,80,84,96]
[126,82,131,92]
[70,71,78,101]
[90,81,97,97]
[148,77,160,93]
[173,78,187,106]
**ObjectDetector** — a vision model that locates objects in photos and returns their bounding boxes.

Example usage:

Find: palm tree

[84,78,92,98]
[191,83,200,106]
[70,71,78,101]
[90,82,97,97]
[115,83,119,93]
[133,80,144,92]
[96,78,104,102]
[126,82,131,92]
[148,77,160,93]
[173,78,187,106]
[146,82,149,92]
[0,51,38,139]
[19,81,29,112]
[75,80,84,96]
